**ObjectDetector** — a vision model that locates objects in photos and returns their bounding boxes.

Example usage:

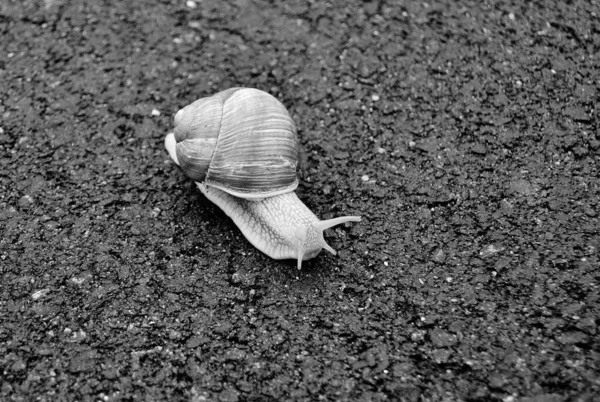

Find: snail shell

[166,87,298,199]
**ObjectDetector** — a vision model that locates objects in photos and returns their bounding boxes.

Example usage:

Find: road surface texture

[1,0,599,401]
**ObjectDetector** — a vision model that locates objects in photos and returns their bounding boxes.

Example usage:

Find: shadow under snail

[164,87,360,269]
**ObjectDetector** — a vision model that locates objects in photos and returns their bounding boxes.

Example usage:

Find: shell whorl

[172,88,299,199]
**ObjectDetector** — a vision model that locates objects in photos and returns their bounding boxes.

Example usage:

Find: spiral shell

[172,88,299,199]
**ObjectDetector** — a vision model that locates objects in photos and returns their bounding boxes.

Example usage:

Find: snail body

[165,88,360,269]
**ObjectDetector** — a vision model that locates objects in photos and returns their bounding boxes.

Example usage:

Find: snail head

[294,216,361,270]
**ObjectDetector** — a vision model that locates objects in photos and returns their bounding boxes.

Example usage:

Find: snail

[164,87,360,269]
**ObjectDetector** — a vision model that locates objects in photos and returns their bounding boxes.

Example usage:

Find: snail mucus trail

[165,87,360,269]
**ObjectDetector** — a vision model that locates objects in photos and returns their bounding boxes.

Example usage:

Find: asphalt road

[1,1,599,401]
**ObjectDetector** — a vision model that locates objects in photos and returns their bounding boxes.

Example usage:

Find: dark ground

[1,0,599,401]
